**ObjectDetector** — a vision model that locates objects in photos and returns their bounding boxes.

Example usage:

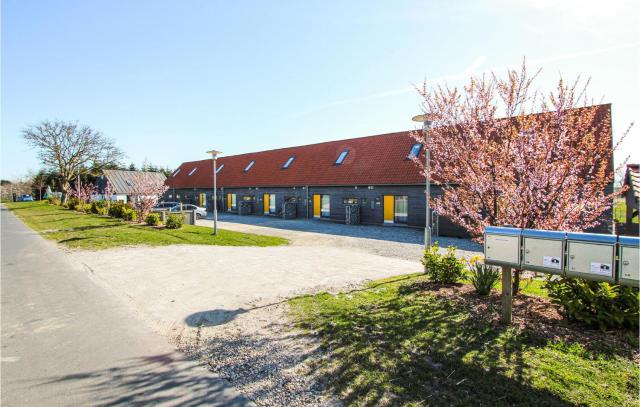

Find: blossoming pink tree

[130,173,169,221]
[412,61,630,293]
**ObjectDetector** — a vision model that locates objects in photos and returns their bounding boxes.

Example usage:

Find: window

[394,196,408,224]
[216,164,224,173]
[321,195,330,217]
[343,197,359,205]
[231,194,237,210]
[335,150,349,165]
[244,161,255,172]
[172,168,181,177]
[269,194,276,213]
[282,156,295,169]
[188,167,198,176]
[242,195,255,201]
[408,143,422,159]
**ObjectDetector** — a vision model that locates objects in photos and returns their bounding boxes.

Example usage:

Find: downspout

[306,185,309,219]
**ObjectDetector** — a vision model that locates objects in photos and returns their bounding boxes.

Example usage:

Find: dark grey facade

[164,184,469,238]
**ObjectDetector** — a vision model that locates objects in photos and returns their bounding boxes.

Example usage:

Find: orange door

[313,194,321,218]
[263,194,270,214]
[383,195,394,223]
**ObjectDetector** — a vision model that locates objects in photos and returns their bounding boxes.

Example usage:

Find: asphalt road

[0,206,252,406]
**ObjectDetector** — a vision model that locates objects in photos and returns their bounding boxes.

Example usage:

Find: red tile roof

[166,131,427,189]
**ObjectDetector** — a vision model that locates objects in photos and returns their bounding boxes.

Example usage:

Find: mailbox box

[484,226,521,267]
[566,232,617,282]
[618,236,639,287]
[522,229,565,274]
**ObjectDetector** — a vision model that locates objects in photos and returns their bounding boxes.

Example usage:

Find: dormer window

[188,167,198,176]
[244,160,255,172]
[407,143,422,159]
[216,164,224,173]
[335,150,349,165]
[282,156,295,169]
[172,168,181,177]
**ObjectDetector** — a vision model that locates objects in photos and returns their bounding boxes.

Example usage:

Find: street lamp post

[412,114,435,251]
[207,150,222,236]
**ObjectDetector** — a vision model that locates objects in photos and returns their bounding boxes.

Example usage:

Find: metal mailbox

[566,232,617,282]
[618,236,639,287]
[484,226,521,267]
[522,229,565,274]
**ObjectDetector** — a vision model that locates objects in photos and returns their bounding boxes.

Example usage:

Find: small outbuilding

[623,164,639,229]
[97,170,166,203]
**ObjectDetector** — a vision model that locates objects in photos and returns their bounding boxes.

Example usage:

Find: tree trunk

[512,269,521,295]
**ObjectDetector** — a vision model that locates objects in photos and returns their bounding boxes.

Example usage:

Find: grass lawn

[289,274,639,406]
[4,201,289,249]
[614,199,638,224]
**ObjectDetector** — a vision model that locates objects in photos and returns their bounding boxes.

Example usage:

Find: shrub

[544,276,639,331]
[468,258,500,296]
[79,203,92,213]
[49,197,61,206]
[108,201,126,218]
[165,213,184,229]
[90,200,108,214]
[121,207,138,222]
[421,242,466,284]
[145,212,161,226]
[66,197,81,211]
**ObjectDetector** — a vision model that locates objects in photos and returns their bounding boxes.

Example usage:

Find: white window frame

[269,194,276,213]
[321,195,330,218]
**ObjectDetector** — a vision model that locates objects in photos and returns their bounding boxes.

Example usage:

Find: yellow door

[313,194,321,218]
[383,195,394,223]
[263,194,270,214]
[199,193,204,207]
[227,193,232,211]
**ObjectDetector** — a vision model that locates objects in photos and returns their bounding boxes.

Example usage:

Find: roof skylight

[407,143,422,159]
[335,150,349,165]
[244,160,255,172]
[282,156,295,169]
[172,168,181,177]
[216,164,225,173]
[188,167,198,176]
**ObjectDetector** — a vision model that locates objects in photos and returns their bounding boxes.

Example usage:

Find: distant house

[97,170,166,203]
[623,164,639,227]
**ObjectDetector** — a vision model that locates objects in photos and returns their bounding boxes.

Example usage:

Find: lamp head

[411,113,436,129]
[207,149,222,159]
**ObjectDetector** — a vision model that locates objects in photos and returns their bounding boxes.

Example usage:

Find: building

[97,169,167,203]
[166,105,614,238]
[622,164,639,233]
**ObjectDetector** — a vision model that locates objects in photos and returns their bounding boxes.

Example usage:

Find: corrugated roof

[102,170,167,194]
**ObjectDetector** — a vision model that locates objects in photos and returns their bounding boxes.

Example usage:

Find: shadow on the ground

[185,308,248,327]
[31,353,250,406]
[207,213,480,250]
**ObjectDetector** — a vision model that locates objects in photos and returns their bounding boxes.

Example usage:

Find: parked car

[170,204,207,219]
[154,201,179,210]
[17,194,34,202]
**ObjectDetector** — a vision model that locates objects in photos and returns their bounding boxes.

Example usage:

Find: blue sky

[2,0,638,179]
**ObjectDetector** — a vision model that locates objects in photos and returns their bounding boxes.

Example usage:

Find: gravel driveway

[70,215,480,405]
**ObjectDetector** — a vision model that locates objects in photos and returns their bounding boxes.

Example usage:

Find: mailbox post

[566,232,617,283]
[618,236,639,287]
[484,227,522,325]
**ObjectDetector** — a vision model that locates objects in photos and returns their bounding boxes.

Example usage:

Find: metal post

[424,122,431,251]
[213,158,218,236]
[501,266,512,324]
